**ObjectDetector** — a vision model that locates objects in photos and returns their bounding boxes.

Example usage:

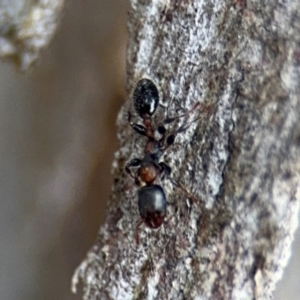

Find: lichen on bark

[73,1,300,299]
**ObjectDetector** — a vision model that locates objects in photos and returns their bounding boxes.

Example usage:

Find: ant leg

[176,115,201,133]
[156,102,195,138]
[159,161,198,204]
[135,219,143,245]
[169,177,195,201]
[163,102,201,125]
[128,111,155,139]
[158,162,171,180]
[131,123,147,136]
[157,124,168,146]
[157,124,167,136]
[157,102,201,146]
[159,162,171,176]
[161,114,202,152]
[125,158,141,183]
[128,111,147,136]
[167,175,197,218]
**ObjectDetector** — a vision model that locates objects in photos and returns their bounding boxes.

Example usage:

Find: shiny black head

[133,78,159,118]
[138,184,166,228]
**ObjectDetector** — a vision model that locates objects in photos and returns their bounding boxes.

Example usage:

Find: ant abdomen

[138,185,166,229]
[133,78,159,118]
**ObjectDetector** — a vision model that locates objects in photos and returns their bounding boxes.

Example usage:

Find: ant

[125,78,200,229]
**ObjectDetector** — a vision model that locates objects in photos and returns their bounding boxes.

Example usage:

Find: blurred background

[0,1,299,299]
[0,1,128,299]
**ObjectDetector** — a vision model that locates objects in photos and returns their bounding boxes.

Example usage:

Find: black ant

[125,78,200,229]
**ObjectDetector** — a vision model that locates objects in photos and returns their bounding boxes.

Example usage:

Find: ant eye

[133,79,159,117]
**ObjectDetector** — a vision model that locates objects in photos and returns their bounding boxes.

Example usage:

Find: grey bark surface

[73,1,300,299]
[0,0,64,70]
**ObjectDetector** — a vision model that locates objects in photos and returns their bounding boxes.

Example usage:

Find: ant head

[138,185,166,228]
[133,78,159,118]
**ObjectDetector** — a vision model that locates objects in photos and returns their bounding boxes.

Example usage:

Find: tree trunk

[72,1,300,299]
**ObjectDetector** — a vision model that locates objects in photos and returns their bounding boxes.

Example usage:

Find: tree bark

[73,0,300,299]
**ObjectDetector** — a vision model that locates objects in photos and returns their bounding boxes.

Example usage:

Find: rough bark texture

[73,1,300,299]
[0,0,64,70]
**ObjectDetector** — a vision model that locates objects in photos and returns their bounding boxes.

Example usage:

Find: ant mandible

[125,78,200,229]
